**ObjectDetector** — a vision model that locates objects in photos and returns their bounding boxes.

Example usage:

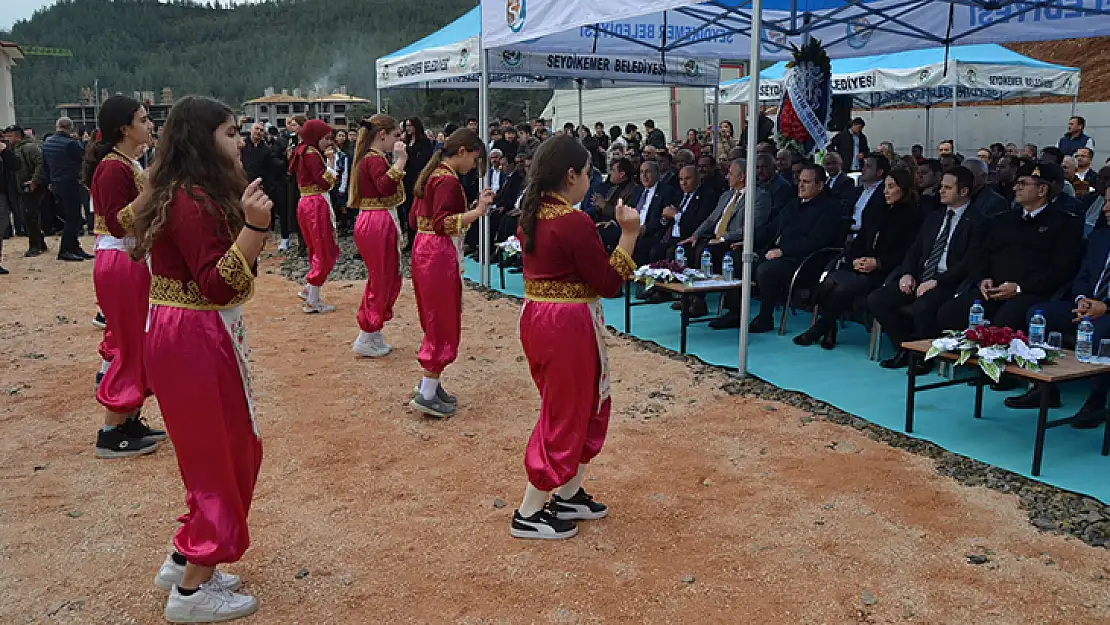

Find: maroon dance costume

[518,194,636,491]
[408,163,468,373]
[91,149,151,414]
[352,148,405,333]
[145,187,262,566]
[289,120,338,288]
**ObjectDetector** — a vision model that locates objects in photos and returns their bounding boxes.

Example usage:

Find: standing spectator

[878,141,897,163]
[593,122,610,151]
[280,114,308,253]
[4,125,47,256]
[0,137,18,274]
[493,123,518,162]
[717,120,738,157]
[401,117,435,251]
[328,140,351,232]
[1059,115,1095,156]
[937,140,954,157]
[242,123,288,242]
[42,117,92,261]
[623,123,641,156]
[911,144,925,161]
[517,123,541,157]
[681,129,702,160]
[644,119,667,150]
[829,117,869,172]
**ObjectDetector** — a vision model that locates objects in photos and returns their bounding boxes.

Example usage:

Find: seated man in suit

[850,153,889,234]
[712,163,843,331]
[649,165,719,263]
[593,157,640,250]
[964,158,1011,219]
[936,162,1083,335]
[916,158,944,214]
[698,154,729,197]
[632,160,680,265]
[755,153,792,246]
[869,166,987,374]
[677,158,770,316]
[823,152,854,212]
[1004,198,1110,422]
[1080,164,1110,237]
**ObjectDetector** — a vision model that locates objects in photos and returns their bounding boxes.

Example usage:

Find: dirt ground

[2,235,1110,625]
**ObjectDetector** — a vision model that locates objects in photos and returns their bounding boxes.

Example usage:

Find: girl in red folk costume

[510,135,639,540]
[348,114,408,358]
[408,129,493,418]
[132,96,270,622]
[289,119,340,313]
[85,95,165,459]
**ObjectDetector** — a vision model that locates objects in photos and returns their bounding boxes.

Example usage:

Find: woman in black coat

[794,168,924,349]
[400,117,435,251]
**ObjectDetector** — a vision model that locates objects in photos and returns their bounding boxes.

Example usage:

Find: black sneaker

[95,427,160,459]
[91,312,106,329]
[510,509,578,540]
[119,412,167,442]
[95,371,104,388]
[548,488,609,520]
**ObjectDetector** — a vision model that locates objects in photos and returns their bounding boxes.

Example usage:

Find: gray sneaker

[411,383,457,405]
[409,393,457,418]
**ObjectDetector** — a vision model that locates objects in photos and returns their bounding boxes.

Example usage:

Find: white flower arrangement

[632,262,707,288]
[924,327,1061,383]
[496,236,522,258]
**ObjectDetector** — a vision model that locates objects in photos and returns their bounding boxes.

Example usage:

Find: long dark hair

[82,95,142,187]
[131,96,246,261]
[406,117,429,144]
[519,135,590,254]
[348,113,397,208]
[414,128,486,199]
[887,169,919,207]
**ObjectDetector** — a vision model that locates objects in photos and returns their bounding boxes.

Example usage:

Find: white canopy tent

[480,0,1110,378]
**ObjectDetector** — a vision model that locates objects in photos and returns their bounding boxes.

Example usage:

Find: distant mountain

[3,0,550,132]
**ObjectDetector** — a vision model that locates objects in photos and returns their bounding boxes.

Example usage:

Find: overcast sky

[3,0,267,31]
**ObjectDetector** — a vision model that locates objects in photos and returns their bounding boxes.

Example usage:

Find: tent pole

[924,105,931,154]
[951,65,958,155]
[739,0,763,379]
[577,79,583,127]
[1072,92,1078,117]
[713,83,721,156]
[376,88,382,114]
[479,49,490,287]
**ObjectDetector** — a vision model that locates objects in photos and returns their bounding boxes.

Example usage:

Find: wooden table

[624,278,744,355]
[902,339,1110,476]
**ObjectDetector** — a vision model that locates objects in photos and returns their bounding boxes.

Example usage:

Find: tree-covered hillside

[3,0,550,132]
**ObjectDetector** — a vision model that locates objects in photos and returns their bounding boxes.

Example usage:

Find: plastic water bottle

[700,249,713,277]
[1028,310,1047,346]
[968,299,985,329]
[1077,317,1094,363]
[722,253,735,281]
[675,246,686,268]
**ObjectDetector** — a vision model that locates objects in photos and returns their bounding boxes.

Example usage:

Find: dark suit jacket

[971,206,1083,297]
[493,169,525,212]
[893,205,986,288]
[636,183,681,243]
[772,191,843,259]
[1051,193,1087,218]
[851,182,888,230]
[826,172,855,210]
[969,185,1011,219]
[1071,228,1110,300]
[830,130,869,171]
[845,199,924,274]
[663,184,719,241]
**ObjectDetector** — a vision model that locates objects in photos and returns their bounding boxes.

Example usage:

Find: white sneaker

[154,556,242,592]
[164,582,258,623]
[302,301,336,314]
[353,333,392,358]
[277,238,290,252]
[297,288,308,301]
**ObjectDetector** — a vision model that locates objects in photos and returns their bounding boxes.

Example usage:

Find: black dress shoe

[881,349,910,369]
[989,376,1022,392]
[75,248,94,260]
[748,315,775,334]
[709,313,742,329]
[1003,385,1061,409]
[670,300,683,310]
[820,326,838,350]
[793,326,824,346]
[0,266,8,275]
[910,358,935,376]
[688,298,709,318]
[24,248,43,258]
[57,251,85,262]
[1071,395,1109,429]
